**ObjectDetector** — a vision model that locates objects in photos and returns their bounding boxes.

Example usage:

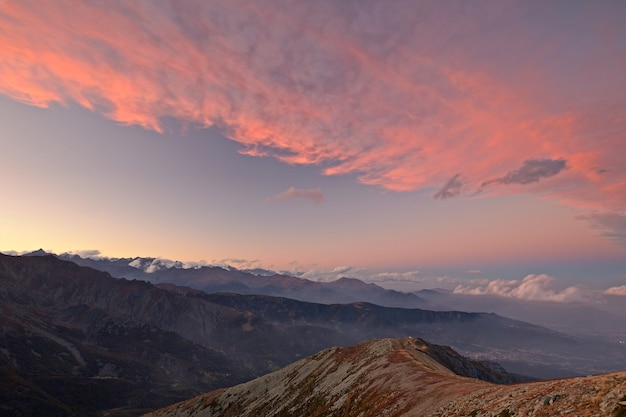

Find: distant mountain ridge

[47,251,439,309]
[13,252,626,378]
[44,251,626,344]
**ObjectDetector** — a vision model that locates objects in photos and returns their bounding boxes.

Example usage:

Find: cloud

[128,256,211,272]
[433,174,464,200]
[128,257,182,273]
[1,1,625,214]
[578,212,626,247]
[605,285,626,296]
[266,187,325,204]
[286,265,359,282]
[481,158,567,188]
[213,258,262,270]
[332,265,352,274]
[283,267,491,290]
[63,249,102,258]
[370,271,423,283]
[368,271,489,288]
[453,274,594,303]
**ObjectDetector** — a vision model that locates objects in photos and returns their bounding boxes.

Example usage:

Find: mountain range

[54,252,438,310]
[51,251,626,343]
[2,252,626,415]
[51,251,626,369]
[17,252,626,378]
[0,253,518,416]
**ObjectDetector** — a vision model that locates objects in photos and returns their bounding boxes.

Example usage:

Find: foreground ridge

[144,338,626,417]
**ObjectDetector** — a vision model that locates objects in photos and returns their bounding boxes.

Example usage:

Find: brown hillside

[144,338,626,417]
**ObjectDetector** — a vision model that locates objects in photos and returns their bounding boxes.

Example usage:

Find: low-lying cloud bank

[453,274,597,303]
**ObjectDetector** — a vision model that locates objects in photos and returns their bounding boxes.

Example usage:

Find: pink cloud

[1,1,625,218]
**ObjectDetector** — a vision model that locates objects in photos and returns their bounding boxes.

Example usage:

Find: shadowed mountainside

[143,337,626,417]
[0,254,258,416]
[56,252,626,344]
[47,252,626,377]
[184,291,626,379]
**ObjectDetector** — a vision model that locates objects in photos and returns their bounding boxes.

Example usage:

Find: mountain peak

[331,276,378,288]
[23,248,50,257]
[144,337,626,417]
[144,338,490,417]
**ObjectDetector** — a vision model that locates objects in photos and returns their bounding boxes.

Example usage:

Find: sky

[1,0,625,295]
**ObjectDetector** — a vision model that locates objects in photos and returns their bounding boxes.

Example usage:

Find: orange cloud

[1,0,625,217]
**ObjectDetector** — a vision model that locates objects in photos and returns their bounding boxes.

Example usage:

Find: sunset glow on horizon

[1,1,625,292]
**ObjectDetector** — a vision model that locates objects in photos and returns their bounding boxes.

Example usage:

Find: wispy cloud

[433,174,464,200]
[266,187,325,204]
[287,265,360,282]
[605,285,626,296]
[362,271,489,289]
[370,271,423,283]
[331,265,352,274]
[453,274,595,303]
[578,212,626,247]
[481,158,567,188]
[1,1,625,216]
[62,249,102,258]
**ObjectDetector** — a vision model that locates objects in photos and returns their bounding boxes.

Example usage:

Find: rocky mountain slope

[144,337,626,417]
[0,254,259,416]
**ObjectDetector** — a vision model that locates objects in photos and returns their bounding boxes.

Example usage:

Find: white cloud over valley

[453,274,596,303]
